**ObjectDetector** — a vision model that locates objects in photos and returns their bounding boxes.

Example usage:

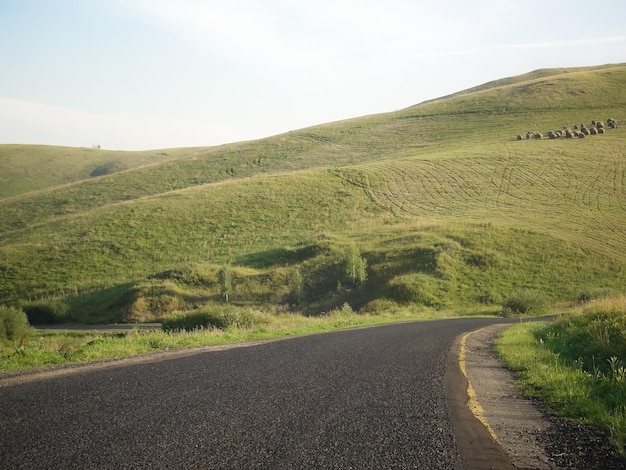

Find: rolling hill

[1,63,625,324]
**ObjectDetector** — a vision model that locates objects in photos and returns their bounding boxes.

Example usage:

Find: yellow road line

[459,328,501,444]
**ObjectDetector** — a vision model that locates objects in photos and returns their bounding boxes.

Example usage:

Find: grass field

[1,63,625,325]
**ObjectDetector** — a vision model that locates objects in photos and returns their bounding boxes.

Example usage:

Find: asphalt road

[1,317,513,469]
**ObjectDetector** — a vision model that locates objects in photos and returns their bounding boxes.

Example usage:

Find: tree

[218,265,233,302]
[345,244,368,286]
[289,268,305,306]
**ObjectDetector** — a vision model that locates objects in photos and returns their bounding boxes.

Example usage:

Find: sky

[1,1,625,151]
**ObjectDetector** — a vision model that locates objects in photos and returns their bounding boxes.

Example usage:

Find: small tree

[345,244,368,286]
[289,269,305,306]
[218,265,233,302]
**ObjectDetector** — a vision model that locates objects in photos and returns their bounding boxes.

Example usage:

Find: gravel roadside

[464,324,626,469]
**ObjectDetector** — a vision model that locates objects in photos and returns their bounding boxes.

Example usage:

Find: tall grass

[497,296,626,455]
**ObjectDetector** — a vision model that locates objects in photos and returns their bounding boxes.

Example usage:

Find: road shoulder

[460,324,552,469]
[456,323,626,470]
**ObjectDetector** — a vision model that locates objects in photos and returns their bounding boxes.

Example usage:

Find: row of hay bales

[517,118,617,140]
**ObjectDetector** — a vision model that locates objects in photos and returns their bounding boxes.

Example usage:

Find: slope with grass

[1,64,625,323]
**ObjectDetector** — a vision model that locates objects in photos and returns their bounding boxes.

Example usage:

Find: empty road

[1,318,514,469]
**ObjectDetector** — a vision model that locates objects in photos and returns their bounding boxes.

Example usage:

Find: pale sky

[1,0,625,150]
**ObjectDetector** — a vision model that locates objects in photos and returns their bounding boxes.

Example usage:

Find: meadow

[1,64,625,324]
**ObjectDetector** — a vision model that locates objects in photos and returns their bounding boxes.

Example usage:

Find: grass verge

[0,303,481,375]
[496,296,626,456]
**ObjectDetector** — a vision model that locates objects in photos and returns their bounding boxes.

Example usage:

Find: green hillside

[0,145,202,199]
[1,64,625,324]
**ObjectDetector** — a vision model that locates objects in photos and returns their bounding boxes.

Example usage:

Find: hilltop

[1,63,625,324]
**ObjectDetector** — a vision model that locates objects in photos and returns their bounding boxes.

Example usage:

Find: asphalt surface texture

[1,317,520,469]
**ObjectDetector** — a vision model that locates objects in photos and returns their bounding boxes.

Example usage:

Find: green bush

[20,300,69,325]
[0,305,32,340]
[575,287,616,304]
[501,289,547,316]
[361,298,400,315]
[162,305,269,332]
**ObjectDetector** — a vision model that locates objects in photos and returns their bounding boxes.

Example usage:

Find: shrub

[501,289,547,316]
[162,305,269,332]
[126,281,188,322]
[575,287,616,304]
[361,298,400,315]
[0,305,32,340]
[334,302,355,316]
[20,300,69,325]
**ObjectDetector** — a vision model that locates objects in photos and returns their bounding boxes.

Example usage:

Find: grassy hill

[1,63,625,324]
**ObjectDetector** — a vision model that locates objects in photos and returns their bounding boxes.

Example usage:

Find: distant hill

[1,63,625,324]
[0,145,208,199]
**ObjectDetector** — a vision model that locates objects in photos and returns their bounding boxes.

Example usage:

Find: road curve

[1,318,513,469]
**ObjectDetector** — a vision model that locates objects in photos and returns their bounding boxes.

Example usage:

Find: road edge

[446,325,516,469]
[448,323,554,469]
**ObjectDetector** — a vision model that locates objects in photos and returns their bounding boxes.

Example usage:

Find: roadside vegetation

[0,302,472,373]
[497,296,626,456]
